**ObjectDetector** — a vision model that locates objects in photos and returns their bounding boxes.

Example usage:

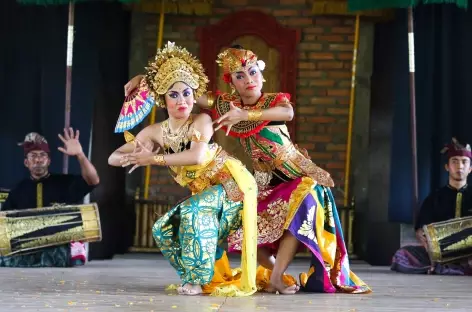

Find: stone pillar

[352,19,401,265]
[350,20,374,260]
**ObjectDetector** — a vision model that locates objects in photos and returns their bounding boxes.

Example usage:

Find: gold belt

[252,144,334,187]
[187,150,230,193]
[187,152,244,202]
[252,144,302,175]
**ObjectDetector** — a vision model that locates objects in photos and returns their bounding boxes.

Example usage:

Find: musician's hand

[416,229,428,249]
[58,127,83,156]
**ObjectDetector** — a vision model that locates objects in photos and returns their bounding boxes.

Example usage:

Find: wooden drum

[423,216,472,264]
[0,203,102,256]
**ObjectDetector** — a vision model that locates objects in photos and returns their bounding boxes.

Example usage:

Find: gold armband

[153,154,166,166]
[207,91,215,108]
[124,131,136,145]
[247,109,263,121]
[191,129,209,143]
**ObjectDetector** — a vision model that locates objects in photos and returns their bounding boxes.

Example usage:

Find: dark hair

[163,109,169,119]
[231,44,244,50]
[157,95,170,119]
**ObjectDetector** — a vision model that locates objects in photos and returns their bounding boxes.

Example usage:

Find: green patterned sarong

[152,185,242,285]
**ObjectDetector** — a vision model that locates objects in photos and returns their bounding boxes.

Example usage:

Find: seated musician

[391,138,472,275]
[1,129,100,267]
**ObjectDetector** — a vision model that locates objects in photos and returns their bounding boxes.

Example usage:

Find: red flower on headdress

[222,73,232,84]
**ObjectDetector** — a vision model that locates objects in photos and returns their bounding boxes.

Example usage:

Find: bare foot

[177,284,202,296]
[267,278,299,295]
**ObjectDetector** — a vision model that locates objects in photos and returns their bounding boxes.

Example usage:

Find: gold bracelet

[207,91,214,108]
[247,109,263,121]
[153,154,166,166]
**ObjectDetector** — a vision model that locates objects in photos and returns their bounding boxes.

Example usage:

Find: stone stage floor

[0,254,470,312]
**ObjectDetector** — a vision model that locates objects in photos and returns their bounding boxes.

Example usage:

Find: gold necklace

[162,115,193,154]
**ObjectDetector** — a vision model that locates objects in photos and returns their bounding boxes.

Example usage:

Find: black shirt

[414,184,472,230]
[2,174,96,210]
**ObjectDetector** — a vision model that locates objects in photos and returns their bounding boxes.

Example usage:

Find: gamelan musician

[1,129,100,267]
[391,138,472,275]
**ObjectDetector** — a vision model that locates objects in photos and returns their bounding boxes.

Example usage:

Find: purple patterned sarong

[391,245,472,275]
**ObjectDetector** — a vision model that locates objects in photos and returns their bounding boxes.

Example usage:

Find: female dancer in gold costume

[124,45,370,295]
[109,42,257,297]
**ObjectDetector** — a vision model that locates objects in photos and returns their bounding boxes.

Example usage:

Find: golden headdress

[216,47,266,84]
[145,41,209,108]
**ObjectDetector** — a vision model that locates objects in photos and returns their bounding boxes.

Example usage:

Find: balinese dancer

[109,42,257,296]
[123,45,370,295]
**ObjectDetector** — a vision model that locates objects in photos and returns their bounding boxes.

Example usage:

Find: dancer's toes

[279,284,299,295]
[269,279,299,295]
[177,284,202,296]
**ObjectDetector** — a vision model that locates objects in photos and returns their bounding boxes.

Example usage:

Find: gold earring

[230,85,236,95]
[193,100,196,103]
[262,77,267,83]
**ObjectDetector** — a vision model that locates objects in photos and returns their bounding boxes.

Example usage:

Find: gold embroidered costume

[152,124,257,296]
[212,46,370,293]
[120,42,258,297]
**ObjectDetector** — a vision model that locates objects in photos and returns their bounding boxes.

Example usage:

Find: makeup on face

[231,66,263,96]
[165,82,194,117]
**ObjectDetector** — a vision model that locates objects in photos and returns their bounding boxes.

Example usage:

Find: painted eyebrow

[168,88,191,93]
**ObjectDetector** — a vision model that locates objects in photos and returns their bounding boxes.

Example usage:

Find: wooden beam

[129,0,212,15]
[312,0,395,20]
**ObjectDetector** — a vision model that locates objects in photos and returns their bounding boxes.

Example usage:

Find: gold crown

[216,47,259,76]
[145,42,209,108]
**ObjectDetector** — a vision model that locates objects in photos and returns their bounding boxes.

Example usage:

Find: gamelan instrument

[0,188,9,210]
[0,203,102,256]
[423,216,472,264]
